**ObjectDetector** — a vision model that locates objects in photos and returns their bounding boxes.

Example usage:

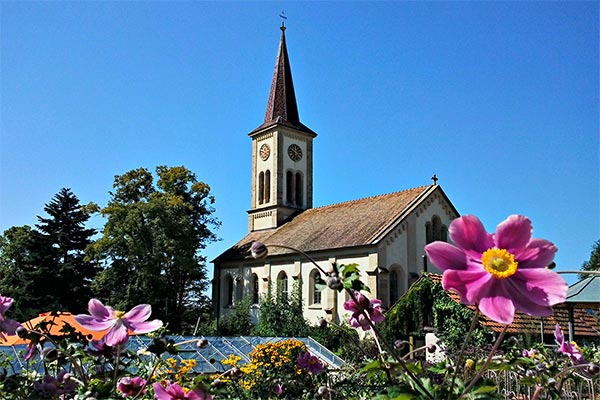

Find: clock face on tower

[259,144,271,161]
[287,144,303,161]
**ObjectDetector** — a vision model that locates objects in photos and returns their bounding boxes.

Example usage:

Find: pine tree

[35,188,98,313]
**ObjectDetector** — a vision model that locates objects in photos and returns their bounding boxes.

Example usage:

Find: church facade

[212,25,459,326]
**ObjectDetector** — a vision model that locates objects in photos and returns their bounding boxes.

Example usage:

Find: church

[212,24,459,326]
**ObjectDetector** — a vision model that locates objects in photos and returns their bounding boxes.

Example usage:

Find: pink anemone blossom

[424,215,567,325]
[297,351,324,374]
[343,291,385,331]
[118,376,147,397]
[75,299,162,346]
[0,295,21,341]
[554,324,586,364]
[152,382,213,400]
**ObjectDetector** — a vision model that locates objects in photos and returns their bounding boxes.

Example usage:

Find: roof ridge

[310,185,432,211]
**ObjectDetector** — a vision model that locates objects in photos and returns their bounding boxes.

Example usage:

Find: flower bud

[41,347,60,362]
[587,363,600,376]
[196,338,209,349]
[317,386,328,397]
[211,378,222,387]
[250,242,268,260]
[326,276,343,290]
[16,326,28,339]
[317,318,328,329]
[394,340,408,350]
[427,344,436,353]
[229,366,241,377]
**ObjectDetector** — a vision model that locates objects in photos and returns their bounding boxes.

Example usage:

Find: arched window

[277,271,288,301]
[286,171,294,204]
[258,172,264,205]
[295,172,303,206]
[426,216,448,243]
[225,275,234,306]
[389,270,399,305]
[309,269,322,305]
[264,170,271,203]
[250,273,259,305]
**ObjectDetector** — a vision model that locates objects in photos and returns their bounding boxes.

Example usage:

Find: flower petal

[478,294,516,325]
[74,315,115,331]
[153,382,170,400]
[449,215,494,255]
[425,242,467,271]
[105,321,129,346]
[123,304,152,324]
[515,239,557,269]
[512,268,567,306]
[129,319,163,334]
[442,269,490,305]
[494,215,532,251]
[87,299,111,320]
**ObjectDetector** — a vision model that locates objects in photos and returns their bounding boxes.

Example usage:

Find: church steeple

[250,26,316,136]
[247,25,317,232]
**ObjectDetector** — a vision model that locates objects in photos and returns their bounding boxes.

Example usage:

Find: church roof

[249,26,316,137]
[215,185,443,263]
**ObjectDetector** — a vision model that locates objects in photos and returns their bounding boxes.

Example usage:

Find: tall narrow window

[441,226,448,242]
[225,275,234,306]
[258,172,264,205]
[278,271,288,301]
[264,170,271,203]
[286,171,294,204]
[432,216,441,241]
[310,269,322,305]
[425,222,433,244]
[389,270,399,305]
[295,172,303,206]
[251,273,259,305]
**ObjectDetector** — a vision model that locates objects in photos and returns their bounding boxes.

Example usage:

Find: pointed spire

[264,26,300,126]
[250,25,316,136]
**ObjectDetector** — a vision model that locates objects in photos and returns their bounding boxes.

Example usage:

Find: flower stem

[262,244,329,276]
[460,324,509,397]
[446,309,479,400]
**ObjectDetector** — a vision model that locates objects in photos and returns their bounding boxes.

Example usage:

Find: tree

[90,166,219,333]
[580,239,600,279]
[36,188,98,313]
[0,189,97,319]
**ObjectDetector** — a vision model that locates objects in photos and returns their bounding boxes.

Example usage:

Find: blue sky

[1,2,598,285]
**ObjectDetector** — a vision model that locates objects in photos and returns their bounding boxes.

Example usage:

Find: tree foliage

[0,188,97,319]
[580,239,600,279]
[380,274,492,353]
[252,282,310,337]
[90,166,219,333]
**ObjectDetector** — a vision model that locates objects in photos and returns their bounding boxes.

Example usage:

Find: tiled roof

[214,185,434,263]
[249,27,316,137]
[426,273,600,338]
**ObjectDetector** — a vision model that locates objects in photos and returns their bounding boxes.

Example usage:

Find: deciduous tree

[90,166,219,333]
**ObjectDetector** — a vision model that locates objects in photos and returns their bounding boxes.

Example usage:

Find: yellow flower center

[481,248,518,278]
[115,310,126,319]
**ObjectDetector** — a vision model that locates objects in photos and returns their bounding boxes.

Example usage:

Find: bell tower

[248,24,317,232]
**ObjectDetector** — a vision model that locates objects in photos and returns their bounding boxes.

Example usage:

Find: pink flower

[554,324,586,364]
[75,299,162,346]
[0,295,21,341]
[118,376,147,397]
[275,383,283,397]
[425,215,567,324]
[153,382,213,400]
[297,351,324,374]
[343,291,385,331]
